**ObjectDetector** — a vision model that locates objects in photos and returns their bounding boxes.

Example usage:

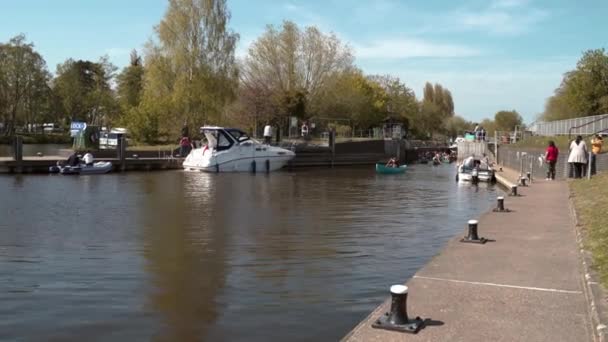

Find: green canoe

[376,163,407,174]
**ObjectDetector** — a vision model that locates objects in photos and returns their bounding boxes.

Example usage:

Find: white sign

[70,121,87,137]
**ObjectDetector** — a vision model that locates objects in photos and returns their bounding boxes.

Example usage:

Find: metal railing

[532,114,608,136]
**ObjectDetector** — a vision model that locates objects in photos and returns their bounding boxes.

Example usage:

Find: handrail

[568,115,608,138]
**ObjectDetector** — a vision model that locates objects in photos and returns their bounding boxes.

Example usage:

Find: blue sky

[1,0,607,123]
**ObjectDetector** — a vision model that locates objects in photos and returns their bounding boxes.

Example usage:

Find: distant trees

[0,35,51,135]
[117,50,144,112]
[53,57,117,125]
[476,110,523,136]
[542,48,608,121]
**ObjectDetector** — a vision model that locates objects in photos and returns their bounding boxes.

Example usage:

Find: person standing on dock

[263,124,273,145]
[590,134,603,175]
[179,136,192,157]
[544,140,559,180]
[568,135,588,178]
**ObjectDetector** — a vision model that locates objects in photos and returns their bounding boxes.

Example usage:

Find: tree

[134,0,239,142]
[542,49,608,120]
[494,110,523,131]
[444,115,472,139]
[117,50,144,112]
[241,20,353,125]
[0,35,51,135]
[53,57,117,125]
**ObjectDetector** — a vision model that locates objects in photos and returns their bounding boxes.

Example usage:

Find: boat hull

[183,155,292,173]
[375,163,407,174]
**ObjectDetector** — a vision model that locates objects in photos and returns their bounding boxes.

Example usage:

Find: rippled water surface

[0,166,501,341]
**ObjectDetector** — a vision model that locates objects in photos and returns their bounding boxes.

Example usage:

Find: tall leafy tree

[542,49,608,120]
[53,57,117,125]
[134,0,239,142]
[241,20,353,124]
[0,35,51,135]
[117,50,144,111]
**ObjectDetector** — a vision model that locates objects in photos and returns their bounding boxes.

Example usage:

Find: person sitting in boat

[386,157,399,168]
[65,151,80,166]
[83,151,94,166]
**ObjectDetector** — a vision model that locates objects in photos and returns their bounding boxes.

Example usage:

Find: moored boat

[183,126,295,172]
[375,163,407,174]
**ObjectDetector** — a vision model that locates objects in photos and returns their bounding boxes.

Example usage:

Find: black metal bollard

[493,196,511,212]
[526,171,531,182]
[372,285,424,333]
[509,185,519,196]
[519,177,527,186]
[461,219,487,244]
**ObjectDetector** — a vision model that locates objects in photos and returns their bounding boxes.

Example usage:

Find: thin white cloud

[454,0,548,35]
[354,38,481,59]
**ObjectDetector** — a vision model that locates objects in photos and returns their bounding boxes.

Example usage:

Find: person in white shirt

[83,151,94,166]
[568,135,588,178]
[263,124,272,144]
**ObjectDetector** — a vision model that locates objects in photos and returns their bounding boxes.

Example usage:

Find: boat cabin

[200,127,253,151]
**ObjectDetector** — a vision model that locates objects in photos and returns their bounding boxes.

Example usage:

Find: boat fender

[266,159,270,173]
[251,160,256,173]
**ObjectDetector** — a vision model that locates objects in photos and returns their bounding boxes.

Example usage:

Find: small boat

[376,163,407,174]
[183,126,295,172]
[456,157,495,183]
[49,162,113,175]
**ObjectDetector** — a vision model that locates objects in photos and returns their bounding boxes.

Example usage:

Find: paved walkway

[343,170,593,342]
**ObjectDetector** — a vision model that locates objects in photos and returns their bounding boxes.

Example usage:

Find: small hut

[382,116,408,139]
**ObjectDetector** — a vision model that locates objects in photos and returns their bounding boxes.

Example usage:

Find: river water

[0,166,501,341]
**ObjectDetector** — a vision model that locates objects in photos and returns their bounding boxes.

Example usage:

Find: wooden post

[13,135,23,173]
[494,130,498,164]
[330,128,336,168]
[117,136,126,171]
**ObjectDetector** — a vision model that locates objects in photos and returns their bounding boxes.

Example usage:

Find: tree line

[2,0,479,143]
[541,48,608,122]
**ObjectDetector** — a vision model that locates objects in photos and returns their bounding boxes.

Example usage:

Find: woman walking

[568,135,588,178]
[545,140,559,180]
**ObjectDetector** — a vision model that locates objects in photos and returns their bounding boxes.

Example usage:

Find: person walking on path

[590,133,603,175]
[263,124,273,145]
[545,140,559,180]
[568,135,588,178]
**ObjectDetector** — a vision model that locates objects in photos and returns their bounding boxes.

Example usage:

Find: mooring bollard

[519,177,527,187]
[510,185,519,196]
[493,196,511,212]
[461,219,487,244]
[372,285,424,334]
[526,171,531,183]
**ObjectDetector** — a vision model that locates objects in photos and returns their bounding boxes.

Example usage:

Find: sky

[1,0,607,123]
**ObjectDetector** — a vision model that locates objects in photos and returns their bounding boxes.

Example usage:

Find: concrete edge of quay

[342,164,596,341]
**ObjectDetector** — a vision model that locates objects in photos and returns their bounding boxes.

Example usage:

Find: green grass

[570,172,608,287]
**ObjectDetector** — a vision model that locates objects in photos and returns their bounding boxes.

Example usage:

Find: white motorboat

[183,126,295,172]
[456,156,495,183]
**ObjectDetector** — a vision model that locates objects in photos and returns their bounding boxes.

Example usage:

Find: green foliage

[494,110,523,131]
[0,35,52,135]
[53,57,117,125]
[444,115,473,138]
[117,50,144,111]
[135,0,239,140]
[542,48,608,121]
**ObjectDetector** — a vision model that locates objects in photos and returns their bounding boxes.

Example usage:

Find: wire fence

[531,114,608,136]
[498,146,608,180]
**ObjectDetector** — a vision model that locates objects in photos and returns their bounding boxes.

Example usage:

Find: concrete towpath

[343,170,593,342]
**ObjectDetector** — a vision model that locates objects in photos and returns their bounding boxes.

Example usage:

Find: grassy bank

[570,172,608,287]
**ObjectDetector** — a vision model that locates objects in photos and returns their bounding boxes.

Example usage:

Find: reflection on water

[0,165,501,341]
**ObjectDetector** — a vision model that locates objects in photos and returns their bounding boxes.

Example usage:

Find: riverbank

[343,168,595,341]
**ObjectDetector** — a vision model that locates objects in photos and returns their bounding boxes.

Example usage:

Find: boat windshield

[202,129,234,151]
[226,129,251,143]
